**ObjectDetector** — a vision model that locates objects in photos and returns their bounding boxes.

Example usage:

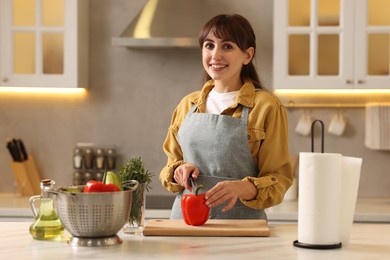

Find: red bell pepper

[181,185,210,226]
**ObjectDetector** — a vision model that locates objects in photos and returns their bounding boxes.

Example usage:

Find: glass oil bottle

[29,179,64,240]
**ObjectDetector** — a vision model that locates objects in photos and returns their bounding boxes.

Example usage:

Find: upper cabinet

[0,0,88,88]
[273,0,390,89]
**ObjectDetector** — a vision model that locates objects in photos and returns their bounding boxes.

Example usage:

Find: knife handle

[17,139,29,161]
[7,141,22,162]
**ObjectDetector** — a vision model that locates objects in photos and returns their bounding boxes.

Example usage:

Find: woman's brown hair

[198,14,264,89]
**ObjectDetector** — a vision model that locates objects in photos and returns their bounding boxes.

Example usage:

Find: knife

[6,139,22,162]
[16,139,28,161]
[188,175,197,194]
[13,138,25,161]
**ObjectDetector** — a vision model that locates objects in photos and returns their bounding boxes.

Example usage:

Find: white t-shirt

[205,88,239,114]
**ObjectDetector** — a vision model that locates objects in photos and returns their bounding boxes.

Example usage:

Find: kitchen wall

[0,0,389,201]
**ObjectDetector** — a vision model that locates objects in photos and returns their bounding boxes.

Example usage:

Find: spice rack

[72,143,117,185]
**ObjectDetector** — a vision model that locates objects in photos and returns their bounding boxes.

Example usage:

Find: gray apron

[170,104,267,219]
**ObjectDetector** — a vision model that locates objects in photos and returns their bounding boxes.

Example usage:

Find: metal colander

[53,180,138,238]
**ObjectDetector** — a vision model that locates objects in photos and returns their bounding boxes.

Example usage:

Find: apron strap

[189,104,197,113]
[241,106,249,125]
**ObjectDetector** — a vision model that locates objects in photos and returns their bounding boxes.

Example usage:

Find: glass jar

[73,147,83,169]
[106,148,116,170]
[123,184,146,235]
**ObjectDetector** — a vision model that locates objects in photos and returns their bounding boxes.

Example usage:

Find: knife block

[10,156,41,196]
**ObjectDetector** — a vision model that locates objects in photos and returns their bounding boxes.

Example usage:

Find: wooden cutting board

[142,219,270,237]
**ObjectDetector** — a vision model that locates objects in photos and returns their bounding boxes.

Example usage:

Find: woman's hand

[173,163,199,192]
[205,180,257,213]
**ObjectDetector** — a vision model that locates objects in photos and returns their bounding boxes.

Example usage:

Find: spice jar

[95,148,105,170]
[84,148,94,169]
[73,148,83,169]
[106,148,116,170]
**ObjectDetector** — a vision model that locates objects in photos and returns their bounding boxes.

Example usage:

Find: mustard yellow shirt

[160,80,293,209]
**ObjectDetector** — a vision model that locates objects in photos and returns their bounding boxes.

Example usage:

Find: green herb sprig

[118,157,153,191]
[118,157,153,227]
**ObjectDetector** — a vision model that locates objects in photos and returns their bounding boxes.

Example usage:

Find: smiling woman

[160,14,293,222]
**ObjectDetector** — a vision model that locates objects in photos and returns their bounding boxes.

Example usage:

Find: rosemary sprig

[118,157,153,190]
[117,157,153,226]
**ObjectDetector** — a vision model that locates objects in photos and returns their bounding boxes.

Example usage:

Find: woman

[160,14,293,220]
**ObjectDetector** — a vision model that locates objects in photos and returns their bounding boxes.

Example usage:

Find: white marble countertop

[0,193,171,221]
[0,221,389,259]
[1,193,389,223]
[266,198,390,223]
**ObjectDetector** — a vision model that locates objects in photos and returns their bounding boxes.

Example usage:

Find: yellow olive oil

[29,180,64,240]
[29,221,64,240]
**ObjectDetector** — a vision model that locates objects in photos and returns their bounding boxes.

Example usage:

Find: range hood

[112,0,215,48]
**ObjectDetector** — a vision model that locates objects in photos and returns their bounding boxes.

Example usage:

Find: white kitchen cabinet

[273,0,390,89]
[0,0,88,88]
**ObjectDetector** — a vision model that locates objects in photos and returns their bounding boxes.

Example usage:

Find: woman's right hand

[173,163,199,192]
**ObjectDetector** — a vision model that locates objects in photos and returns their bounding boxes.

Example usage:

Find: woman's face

[202,32,253,88]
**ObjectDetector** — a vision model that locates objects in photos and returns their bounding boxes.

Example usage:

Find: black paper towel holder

[311,119,324,153]
[293,240,342,250]
[293,120,342,250]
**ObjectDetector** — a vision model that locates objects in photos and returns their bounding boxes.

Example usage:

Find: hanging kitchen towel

[365,103,390,150]
[294,120,362,249]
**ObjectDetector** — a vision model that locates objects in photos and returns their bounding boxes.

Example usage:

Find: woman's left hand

[205,180,257,213]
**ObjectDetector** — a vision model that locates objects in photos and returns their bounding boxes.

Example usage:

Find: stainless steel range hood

[112,0,213,48]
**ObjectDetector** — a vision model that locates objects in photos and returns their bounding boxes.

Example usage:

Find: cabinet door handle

[2,77,8,83]
[345,80,354,84]
[357,80,366,84]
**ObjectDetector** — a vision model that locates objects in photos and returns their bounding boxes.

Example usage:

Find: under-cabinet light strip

[274,89,390,108]
[283,103,366,108]
[0,87,86,94]
[274,89,390,94]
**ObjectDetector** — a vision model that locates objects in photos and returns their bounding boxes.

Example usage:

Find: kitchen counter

[0,193,170,221]
[266,198,390,223]
[1,193,389,223]
[0,221,389,259]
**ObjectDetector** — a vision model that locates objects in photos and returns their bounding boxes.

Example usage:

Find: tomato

[84,180,105,192]
[83,180,120,192]
[105,183,120,192]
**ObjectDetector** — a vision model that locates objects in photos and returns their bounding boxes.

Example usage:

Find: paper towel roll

[340,156,362,247]
[298,152,343,246]
[284,177,298,201]
[296,153,363,249]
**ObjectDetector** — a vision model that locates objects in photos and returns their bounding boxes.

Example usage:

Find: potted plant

[118,157,153,234]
